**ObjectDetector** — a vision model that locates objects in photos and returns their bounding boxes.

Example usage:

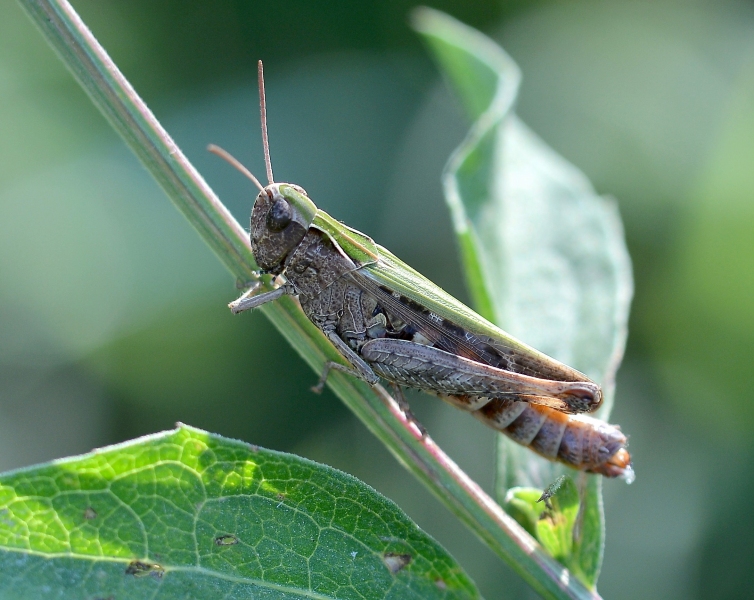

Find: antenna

[207,144,265,193]
[258,60,274,185]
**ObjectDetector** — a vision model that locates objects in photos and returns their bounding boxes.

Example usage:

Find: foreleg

[228,284,294,314]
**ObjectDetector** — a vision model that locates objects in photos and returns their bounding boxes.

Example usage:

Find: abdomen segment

[445,394,633,480]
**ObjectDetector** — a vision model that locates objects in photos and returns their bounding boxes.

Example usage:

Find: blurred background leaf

[2,1,754,598]
[413,8,632,587]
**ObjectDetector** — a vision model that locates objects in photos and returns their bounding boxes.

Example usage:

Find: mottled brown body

[473,400,629,477]
[265,211,629,477]
[219,64,631,481]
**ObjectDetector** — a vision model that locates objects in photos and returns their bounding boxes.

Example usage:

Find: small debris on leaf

[383,552,412,574]
[125,560,164,579]
[214,534,239,546]
[537,475,567,511]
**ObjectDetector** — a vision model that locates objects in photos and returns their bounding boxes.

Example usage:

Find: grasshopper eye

[266,198,292,231]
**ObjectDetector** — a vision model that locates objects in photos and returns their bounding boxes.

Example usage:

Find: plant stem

[17,1,602,598]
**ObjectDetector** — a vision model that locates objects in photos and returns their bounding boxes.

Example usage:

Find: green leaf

[413,7,633,589]
[501,487,542,538]
[533,491,577,561]
[0,424,478,599]
[504,478,596,585]
[504,478,600,587]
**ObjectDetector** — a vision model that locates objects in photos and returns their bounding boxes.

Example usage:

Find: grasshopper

[215,62,632,480]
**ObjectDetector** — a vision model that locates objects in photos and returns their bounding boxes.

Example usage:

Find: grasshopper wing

[351,244,602,412]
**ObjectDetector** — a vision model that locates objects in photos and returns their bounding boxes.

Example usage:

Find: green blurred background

[2,1,753,598]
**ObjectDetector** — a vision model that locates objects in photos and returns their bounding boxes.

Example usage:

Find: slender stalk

[17,1,602,598]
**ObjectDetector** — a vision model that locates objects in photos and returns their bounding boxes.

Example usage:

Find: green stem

[17,1,602,598]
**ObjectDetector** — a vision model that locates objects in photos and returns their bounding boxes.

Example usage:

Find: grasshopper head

[250,183,318,274]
